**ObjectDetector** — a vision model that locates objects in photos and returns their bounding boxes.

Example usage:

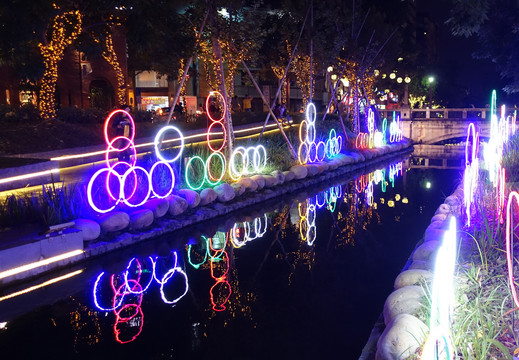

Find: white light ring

[231,222,247,247]
[307,225,317,246]
[336,135,343,154]
[104,109,136,149]
[87,167,121,213]
[160,267,189,305]
[253,145,267,172]
[306,122,316,145]
[298,142,309,165]
[246,147,257,174]
[315,192,327,209]
[153,252,178,284]
[121,166,152,208]
[105,137,137,169]
[154,125,184,163]
[230,147,248,180]
[124,257,155,294]
[254,215,268,238]
[93,272,126,311]
[149,161,175,198]
[306,102,317,124]
[307,204,316,226]
[308,141,318,163]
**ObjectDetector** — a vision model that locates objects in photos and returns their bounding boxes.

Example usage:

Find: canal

[0,152,461,359]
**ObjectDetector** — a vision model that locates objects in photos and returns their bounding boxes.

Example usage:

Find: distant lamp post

[427,76,435,106]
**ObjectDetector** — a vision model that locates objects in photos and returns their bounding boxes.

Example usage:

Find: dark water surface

[0,156,461,360]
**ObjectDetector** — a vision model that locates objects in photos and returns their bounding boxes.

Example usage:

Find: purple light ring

[93,272,125,311]
[87,167,121,213]
[149,161,175,198]
[160,267,189,305]
[121,166,152,208]
[106,161,134,201]
[124,257,155,294]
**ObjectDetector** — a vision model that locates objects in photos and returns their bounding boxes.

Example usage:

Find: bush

[0,103,40,123]
[132,110,153,123]
[502,133,519,182]
[57,107,106,124]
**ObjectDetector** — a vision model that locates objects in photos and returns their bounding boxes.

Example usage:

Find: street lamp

[427,76,435,106]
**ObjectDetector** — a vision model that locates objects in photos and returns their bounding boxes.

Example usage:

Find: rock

[444,195,460,207]
[306,164,319,176]
[430,213,447,223]
[177,189,200,208]
[435,203,451,215]
[383,285,425,325]
[290,164,308,179]
[129,209,154,230]
[143,198,169,218]
[271,170,285,184]
[237,177,258,192]
[408,259,434,270]
[199,188,218,205]
[232,182,246,197]
[214,183,235,202]
[394,269,433,289]
[74,218,100,241]
[412,240,440,261]
[376,314,428,360]
[98,211,130,233]
[263,175,279,187]
[283,170,295,182]
[168,194,188,216]
[424,228,446,242]
[251,175,266,189]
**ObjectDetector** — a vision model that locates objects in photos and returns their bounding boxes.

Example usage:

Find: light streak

[0,168,60,185]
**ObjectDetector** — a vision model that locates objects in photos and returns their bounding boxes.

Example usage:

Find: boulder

[290,164,308,179]
[376,314,428,360]
[412,240,440,261]
[231,182,246,197]
[283,170,295,182]
[383,285,425,325]
[143,198,169,218]
[424,228,446,242]
[129,209,154,230]
[271,170,285,184]
[263,175,279,187]
[177,189,200,208]
[430,213,447,223]
[74,218,100,241]
[306,164,319,176]
[408,259,434,271]
[168,195,188,216]
[98,211,130,233]
[214,183,235,202]
[251,174,266,189]
[237,177,258,192]
[435,203,451,215]
[394,269,433,289]
[444,195,460,207]
[199,188,218,205]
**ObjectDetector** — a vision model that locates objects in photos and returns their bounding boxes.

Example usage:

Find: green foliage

[56,106,106,124]
[0,104,40,124]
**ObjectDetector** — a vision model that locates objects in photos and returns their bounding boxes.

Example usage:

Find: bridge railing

[379,107,519,121]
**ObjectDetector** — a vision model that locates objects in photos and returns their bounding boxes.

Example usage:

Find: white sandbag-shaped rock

[237,177,258,192]
[143,197,169,218]
[408,259,434,270]
[376,314,428,360]
[271,170,285,184]
[199,188,218,206]
[394,269,433,289]
[251,175,266,189]
[98,211,130,233]
[435,203,451,215]
[231,182,246,197]
[168,194,189,216]
[424,228,446,242]
[383,285,425,325]
[260,175,276,188]
[129,209,154,230]
[177,189,200,208]
[214,183,235,202]
[283,170,295,182]
[444,195,460,207]
[290,164,308,179]
[74,218,101,241]
[412,240,440,261]
[430,213,447,223]
[306,164,319,176]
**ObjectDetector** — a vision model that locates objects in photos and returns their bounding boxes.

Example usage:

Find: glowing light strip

[0,269,83,302]
[0,249,84,280]
[0,168,60,185]
[506,192,519,308]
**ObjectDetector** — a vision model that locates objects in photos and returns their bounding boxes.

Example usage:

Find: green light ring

[187,239,209,269]
[185,156,206,190]
[208,235,227,262]
[205,151,226,186]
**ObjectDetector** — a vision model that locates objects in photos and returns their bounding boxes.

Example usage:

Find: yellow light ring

[299,120,308,143]
[298,202,307,219]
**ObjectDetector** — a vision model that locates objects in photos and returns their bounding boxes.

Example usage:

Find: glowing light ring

[465,123,478,167]
[315,192,327,209]
[124,257,155,294]
[306,122,316,144]
[205,151,226,186]
[307,204,316,226]
[367,108,375,134]
[389,116,403,143]
[185,156,206,190]
[114,280,143,319]
[207,121,227,153]
[187,241,208,269]
[298,142,309,165]
[104,109,136,149]
[208,235,227,261]
[106,161,135,201]
[93,272,126,311]
[149,161,175,198]
[87,167,121,213]
[154,125,184,163]
[306,102,316,124]
[153,252,179,285]
[356,133,369,149]
[105,136,137,162]
[248,145,267,173]
[160,267,189,305]
[366,182,374,206]
[506,192,519,308]
[231,222,247,247]
[299,120,308,144]
[205,91,226,123]
[308,142,318,163]
[210,279,232,312]
[229,147,247,180]
[121,166,152,207]
[113,306,144,344]
[316,141,326,162]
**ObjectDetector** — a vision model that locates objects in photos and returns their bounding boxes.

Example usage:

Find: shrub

[57,107,105,124]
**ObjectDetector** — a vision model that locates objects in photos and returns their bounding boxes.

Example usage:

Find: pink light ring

[160,267,189,305]
[87,167,122,213]
[154,125,184,163]
[104,109,136,148]
[114,281,144,319]
[207,121,227,153]
[113,306,144,344]
[205,91,226,123]
[306,102,317,124]
[229,147,248,180]
[506,192,519,308]
[121,166,152,208]
[210,279,232,312]
[123,257,155,295]
[149,161,175,198]
[105,137,137,169]
[93,272,126,311]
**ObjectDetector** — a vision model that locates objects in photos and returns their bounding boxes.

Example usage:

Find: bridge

[378,108,516,145]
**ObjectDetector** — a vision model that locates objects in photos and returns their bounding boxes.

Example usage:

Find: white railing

[379,107,519,120]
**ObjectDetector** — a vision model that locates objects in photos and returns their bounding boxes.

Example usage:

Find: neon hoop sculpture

[356,132,369,149]
[230,215,268,247]
[185,91,227,189]
[506,192,519,308]
[389,113,403,143]
[88,109,180,213]
[229,145,268,180]
[463,123,479,227]
[421,217,457,360]
[298,103,318,164]
[325,129,343,159]
[485,90,502,187]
